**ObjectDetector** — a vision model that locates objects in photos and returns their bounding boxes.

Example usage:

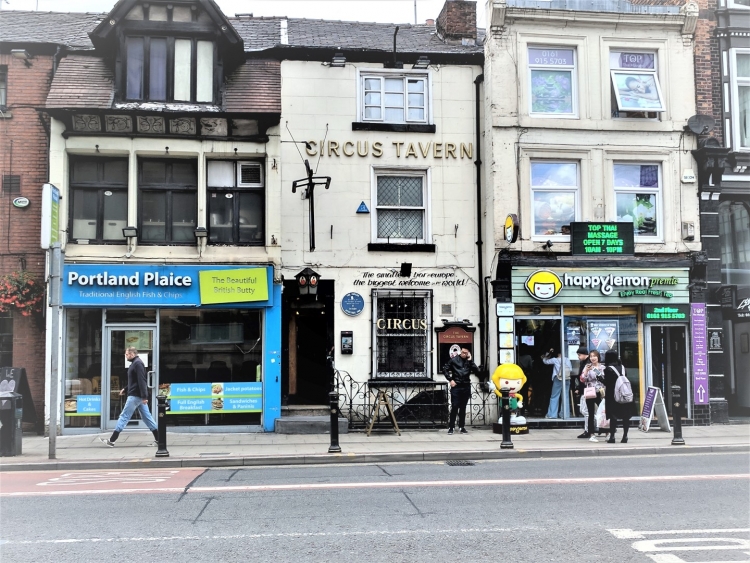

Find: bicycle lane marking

[0,468,206,497]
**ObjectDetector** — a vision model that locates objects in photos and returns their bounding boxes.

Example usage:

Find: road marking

[0,527,514,546]
[37,471,181,486]
[646,555,750,563]
[1,472,746,498]
[632,538,750,552]
[609,529,750,540]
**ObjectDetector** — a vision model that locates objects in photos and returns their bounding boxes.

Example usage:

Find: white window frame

[529,160,580,241]
[610,50,665,117]
[527,46,578,118]
[727,0,750,9]
[730,48,750,152]
[370,167,431,244]
[612,162,663,243]
[358,69,431,124]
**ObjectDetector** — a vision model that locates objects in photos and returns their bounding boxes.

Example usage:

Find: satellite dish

[686,114,715,135]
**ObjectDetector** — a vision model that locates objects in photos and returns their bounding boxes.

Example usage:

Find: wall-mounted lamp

[122,226,138,238]
[542,240,553,251]
[95,145,100,153]
[399,262,412,277]
[11,49,33,67]
[330,52,346,67]
[412,56,430,69]
[165,146,169,155]
[193,227,208,239]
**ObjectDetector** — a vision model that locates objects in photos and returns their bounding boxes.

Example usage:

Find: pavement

[0,423,748,472]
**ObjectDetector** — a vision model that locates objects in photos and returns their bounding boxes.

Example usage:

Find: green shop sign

[199,268,269,305]
[643,304,690,321]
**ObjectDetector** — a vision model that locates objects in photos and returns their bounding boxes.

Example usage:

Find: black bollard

[328,390,342,453]
[671,385,685,446]
[500,387,514,449]
[156,395,170,457]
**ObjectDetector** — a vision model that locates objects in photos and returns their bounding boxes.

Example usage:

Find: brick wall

[436,0,476,43]
[0,52,54,429]
[693,0,723,144]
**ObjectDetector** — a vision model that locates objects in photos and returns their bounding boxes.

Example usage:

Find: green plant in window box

[0,271,45,317]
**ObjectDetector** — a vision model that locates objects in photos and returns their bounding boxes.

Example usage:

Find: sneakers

[447,428,454,435]
[146,440,159,447]
[99,437,115,447]
[577,432,590,439]
[589,436,599,442]
[460,428,468,434]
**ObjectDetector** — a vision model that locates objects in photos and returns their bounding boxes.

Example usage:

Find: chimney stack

[425,18,435,26]
[435,0,477,45]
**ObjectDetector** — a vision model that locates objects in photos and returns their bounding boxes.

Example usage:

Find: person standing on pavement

[442,347,480,435]
[578,349,605,441]
[100,347,159,447]
[602,350,634,444]
[543,348,572,419]
[572,346,588,417]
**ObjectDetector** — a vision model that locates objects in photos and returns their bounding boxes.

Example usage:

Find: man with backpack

[602,350,634,443]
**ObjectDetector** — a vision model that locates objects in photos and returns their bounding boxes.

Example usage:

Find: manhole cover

[445,460,475,466]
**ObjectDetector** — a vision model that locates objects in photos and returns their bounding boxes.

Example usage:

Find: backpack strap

[609,365,621,378]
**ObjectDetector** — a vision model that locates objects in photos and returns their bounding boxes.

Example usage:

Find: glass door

[646,325,688,417]
[103,326,157,430]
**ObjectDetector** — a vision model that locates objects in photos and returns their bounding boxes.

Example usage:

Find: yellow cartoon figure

[491,363,528,425]
[525,270,563,301]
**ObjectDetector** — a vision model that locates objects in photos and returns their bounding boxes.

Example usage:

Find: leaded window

[372,290,432,380]
[373,173,427,243]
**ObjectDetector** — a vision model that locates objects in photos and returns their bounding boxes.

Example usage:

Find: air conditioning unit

[237,161,264,187]
[440,303,453,317]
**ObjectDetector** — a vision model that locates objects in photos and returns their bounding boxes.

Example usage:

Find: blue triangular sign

[356,201,370,214]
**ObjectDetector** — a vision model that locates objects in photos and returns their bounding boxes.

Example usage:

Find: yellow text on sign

[199,268,269,305]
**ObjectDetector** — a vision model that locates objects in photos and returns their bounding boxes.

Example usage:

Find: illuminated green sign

[199,267,269,305]
[643,304,690,321]
[571,222,634,256]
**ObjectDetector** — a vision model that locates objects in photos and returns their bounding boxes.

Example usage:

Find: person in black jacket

[602,350,634,444]
[100,347,159,447]
[442,347,480,434]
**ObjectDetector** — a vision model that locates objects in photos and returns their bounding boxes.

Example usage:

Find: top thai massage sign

[61,264,273,308]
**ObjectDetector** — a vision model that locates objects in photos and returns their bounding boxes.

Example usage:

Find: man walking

[442,347,480,434]
[100,347,159,447]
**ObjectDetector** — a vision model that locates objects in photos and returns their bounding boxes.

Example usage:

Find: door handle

[147,370,155,389]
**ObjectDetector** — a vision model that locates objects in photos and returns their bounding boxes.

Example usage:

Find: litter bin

[0,392,23,456]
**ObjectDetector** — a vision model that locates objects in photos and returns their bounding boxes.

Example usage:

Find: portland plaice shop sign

[512,267,689,305]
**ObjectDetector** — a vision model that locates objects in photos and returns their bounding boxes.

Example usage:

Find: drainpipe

[474,73,486,380]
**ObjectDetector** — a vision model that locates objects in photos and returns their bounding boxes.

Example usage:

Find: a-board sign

[639,386,671,433]
[570,222,634,256]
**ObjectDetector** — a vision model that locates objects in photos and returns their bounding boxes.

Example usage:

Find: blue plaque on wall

[341,292,365,316]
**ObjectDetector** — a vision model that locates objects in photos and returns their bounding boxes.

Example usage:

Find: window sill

[0,110,11,119]
[368,243,435,252]
[352,122,436,133]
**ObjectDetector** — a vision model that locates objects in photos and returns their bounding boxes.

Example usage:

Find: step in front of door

[275,415,349,434]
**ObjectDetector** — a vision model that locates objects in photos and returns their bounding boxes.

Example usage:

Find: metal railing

[333,370,496,429]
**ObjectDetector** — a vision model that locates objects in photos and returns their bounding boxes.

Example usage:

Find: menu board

[587,319,620,355]
[570,222,634,256]
[163,382,262,414]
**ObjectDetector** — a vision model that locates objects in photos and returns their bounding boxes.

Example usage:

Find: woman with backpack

[602,350,634,443]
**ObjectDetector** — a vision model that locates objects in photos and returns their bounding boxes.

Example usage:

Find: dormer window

[125,36,214,103]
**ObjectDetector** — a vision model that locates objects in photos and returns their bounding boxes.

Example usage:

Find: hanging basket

[0,271,45,317]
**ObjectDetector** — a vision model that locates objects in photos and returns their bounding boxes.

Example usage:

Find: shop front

[500,263,691,421]
[59,264,281,433]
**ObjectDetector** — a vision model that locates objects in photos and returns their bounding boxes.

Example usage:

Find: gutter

[474,73,487,380]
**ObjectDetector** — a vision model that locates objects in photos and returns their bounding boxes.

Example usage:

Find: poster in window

[611,71,665,112]
[587,319,620,355]
[530,70,573,114]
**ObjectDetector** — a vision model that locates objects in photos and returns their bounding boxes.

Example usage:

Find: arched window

[719,201,750,284]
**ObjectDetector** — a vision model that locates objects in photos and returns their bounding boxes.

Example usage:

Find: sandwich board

[639,386,670,433]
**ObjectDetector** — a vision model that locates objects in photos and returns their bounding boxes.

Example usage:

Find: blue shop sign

[61,264,274,308]
[341,292,365,316]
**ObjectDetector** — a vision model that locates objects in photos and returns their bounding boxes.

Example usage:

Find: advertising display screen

[570,222,634,256]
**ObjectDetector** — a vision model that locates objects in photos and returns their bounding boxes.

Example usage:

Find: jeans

[546,377,570,418]
[114,395,158,433]
[449,385,471,429]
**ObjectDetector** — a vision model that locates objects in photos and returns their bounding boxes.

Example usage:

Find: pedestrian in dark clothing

[602,350,634,444]
[100,347,158,447]
[442,347,480,434]
[572,346,588,417]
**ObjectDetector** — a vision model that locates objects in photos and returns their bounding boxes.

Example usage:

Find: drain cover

[445,460,475,466]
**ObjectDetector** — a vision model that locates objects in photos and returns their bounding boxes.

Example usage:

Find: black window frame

[206,160,266,246]
[0,309,12,369]
[137,158,198,245]
[122,35,216,103]
[68,156,129,245]
[0,65,7,109]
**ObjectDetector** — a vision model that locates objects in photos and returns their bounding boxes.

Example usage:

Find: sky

[0,0,487,27]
